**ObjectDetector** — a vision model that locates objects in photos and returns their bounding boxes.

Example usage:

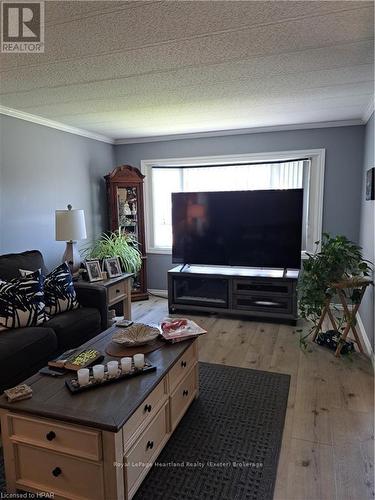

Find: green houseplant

[298,233,372,346]
[83,229,142,274]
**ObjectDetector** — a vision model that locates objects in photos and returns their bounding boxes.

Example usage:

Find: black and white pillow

[44,262,79,316]
[0,270,47,330]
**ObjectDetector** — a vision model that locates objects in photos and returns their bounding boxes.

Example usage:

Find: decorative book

[160,318,206,342]
[49,348,104,371]
[4,384,33,402]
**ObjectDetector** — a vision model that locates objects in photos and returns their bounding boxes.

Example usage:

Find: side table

[81,274,134,326]
[312,277,372,356]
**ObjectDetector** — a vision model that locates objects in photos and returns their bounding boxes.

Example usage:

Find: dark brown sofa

[0,250,107,392]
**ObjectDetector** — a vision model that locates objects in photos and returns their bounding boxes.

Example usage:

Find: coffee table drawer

[125,403,169,496]
[9,414,101,461]
[108,281,126,304]
[169,341,197,392]
[170,364,197,431]
[15,443,104,500]
[123,378,167,450]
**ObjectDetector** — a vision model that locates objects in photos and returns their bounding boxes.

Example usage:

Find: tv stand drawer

[233,279,293,296]
[233,294,292,313]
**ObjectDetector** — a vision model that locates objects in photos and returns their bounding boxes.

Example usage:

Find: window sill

[147,247,172,255]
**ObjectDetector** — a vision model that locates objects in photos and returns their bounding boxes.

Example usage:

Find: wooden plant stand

[312,278,372,357]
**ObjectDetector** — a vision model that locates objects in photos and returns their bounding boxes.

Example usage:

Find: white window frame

[141,148,325,259]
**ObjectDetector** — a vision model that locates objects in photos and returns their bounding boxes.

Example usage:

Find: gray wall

[359,113,374,349]
[115,125,365,289]
[0,115,114,270]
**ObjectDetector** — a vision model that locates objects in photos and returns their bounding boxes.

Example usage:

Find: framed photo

[366,167,374,200]
[85,260,103,282]
[105,257,123,278]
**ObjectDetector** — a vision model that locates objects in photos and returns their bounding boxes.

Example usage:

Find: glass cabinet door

[116,185,142,293]
[116,186,139,241]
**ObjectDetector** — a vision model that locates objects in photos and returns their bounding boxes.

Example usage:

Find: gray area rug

[135,362,290,500]
[0,362,290,500]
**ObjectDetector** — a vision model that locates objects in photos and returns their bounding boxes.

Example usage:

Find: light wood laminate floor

[132,296,374,500]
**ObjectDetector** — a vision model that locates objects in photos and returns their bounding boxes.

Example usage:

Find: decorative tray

[112,323,160,346]
[65,360,156,394]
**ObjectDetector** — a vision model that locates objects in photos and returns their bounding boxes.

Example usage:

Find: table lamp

[55,204,87,276]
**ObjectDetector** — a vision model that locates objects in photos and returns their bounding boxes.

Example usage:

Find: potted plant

[298,233,372,347]
[83,229,142,274]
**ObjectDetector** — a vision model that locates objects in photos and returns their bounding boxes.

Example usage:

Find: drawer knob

[46,431,56,441]
[146,440,154,450]
[52,467,62,477]
[144,404,152,413]
[116,289,121,294]
[183,389,189,397]
[181,360,187,368]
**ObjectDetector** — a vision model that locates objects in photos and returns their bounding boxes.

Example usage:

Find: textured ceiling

[0,0,374,141]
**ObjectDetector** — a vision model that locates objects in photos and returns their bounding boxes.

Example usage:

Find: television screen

[172,189,303,269]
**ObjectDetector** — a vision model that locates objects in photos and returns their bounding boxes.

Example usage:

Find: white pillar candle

[133,353,145,369]
[107,360,119,377]
[92,364,105,381]
[121,357,132,373]
[77,368,90,386]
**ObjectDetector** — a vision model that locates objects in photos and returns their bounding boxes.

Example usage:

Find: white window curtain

[152,160,307,249]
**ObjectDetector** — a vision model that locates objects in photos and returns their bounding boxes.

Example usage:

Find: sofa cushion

[43,307,101,349]
[0,250,48,281]
[0,327,57,391]
[0,270,47,330]
[44,262,79,316]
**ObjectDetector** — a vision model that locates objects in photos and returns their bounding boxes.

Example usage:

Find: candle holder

[65,359,156,394]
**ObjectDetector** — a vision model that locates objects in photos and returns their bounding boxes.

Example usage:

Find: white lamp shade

[55,208,87,241]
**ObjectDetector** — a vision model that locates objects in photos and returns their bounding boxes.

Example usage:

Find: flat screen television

[172,189,303,269]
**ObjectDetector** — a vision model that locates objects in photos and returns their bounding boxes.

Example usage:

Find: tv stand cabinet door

[170,275,229,309]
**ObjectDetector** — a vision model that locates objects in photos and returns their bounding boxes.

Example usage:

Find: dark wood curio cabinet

[104,165,148,301]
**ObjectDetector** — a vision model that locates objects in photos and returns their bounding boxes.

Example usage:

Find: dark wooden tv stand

[168,265,299,324]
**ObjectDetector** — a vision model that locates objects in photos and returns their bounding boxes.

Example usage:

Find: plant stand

[312,278,372,356]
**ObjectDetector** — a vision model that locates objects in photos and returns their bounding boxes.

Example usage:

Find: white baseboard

[356,313,374,363]
[332,303,374,363]
[148,289,168,299]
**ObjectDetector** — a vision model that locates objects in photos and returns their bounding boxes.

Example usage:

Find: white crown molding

[114,119,364,145]
[0,105,367,145]
[0,106,114,144]
[362,98,375,124]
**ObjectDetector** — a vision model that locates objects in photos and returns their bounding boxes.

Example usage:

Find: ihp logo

[1,1,44,53]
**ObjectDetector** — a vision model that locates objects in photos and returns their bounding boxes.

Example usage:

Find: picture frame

[366,167,374,200]
[85,260,103,282]
[105,257,123,278]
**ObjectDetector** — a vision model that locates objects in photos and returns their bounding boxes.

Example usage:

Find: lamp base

[62,241,81,277]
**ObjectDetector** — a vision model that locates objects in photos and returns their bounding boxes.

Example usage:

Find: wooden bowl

[112,323,160,346]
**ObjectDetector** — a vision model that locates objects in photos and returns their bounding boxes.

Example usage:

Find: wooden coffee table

[0,326,199,500]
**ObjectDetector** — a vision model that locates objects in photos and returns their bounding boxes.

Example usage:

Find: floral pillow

[0,270,47,330]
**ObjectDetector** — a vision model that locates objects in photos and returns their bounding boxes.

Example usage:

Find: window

[142,150,325,258]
